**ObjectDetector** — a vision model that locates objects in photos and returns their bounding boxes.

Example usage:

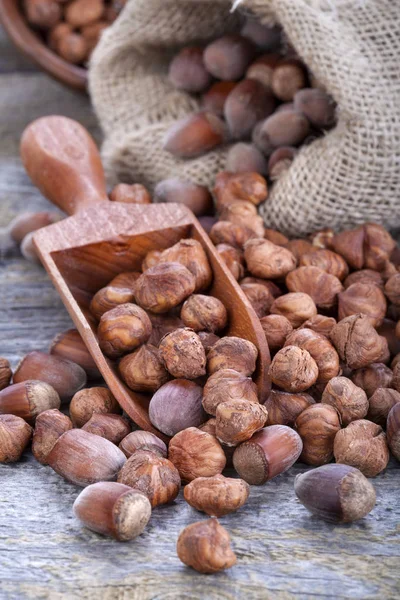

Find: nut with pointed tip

[169,46,212,93]
[82,414,131,445]
[295,404,341,466]
[299,314,337,337]
[260,314,293,351]
[338,282,387,326]
[0,381,60,424]
[265,390,314,427]
[202,369,258,417]
[98,303,152,359]
[203,34,255,80]
[69,387,120,428]
[0,358,12,391]
[351,363,393,398]
[159,328,206,380]
[244,238,296,280]
[181,295,228,333]
[32,408,72,464]
[163,112,226,158]
[119,344,169,393]
[0,414,33,463]
[119,430,167,459]
[215,243,245,280]
[294,464,376,523]
[330,314,388,370]
[109,183,151,205]
[387,403,400,461]
[169,427,226,482]
[50,328,100,379]
[149,380,205,437]
[284,328,340,383]
[270,346,318,393]
[300,249,348,281]
[367,388,400,428]
[135,262,197,315]
[286,266,343,310]
[153,179,213,217]
[184,474,249,517]
[207,336,258,377]
[216,399,268,446]
[321,377,368,426]
[270,293,317,328]
[334,420,389,477]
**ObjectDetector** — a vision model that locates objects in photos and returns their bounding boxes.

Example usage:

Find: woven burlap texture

[89,0,400,237]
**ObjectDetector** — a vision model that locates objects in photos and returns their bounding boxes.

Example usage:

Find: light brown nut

[220,201,265,237]
[32,408,72,464]
[387,403,400,460]
[82,414,131,445]
[163,112,226,158]
[270,292,317,328]
[351,363,393,398]
[152,239,212,292]
[159,328,206,379]
[216,243,245,280]
[8,211,60,244]
[177,519,236,574]
[338,283,387,326]
[97,303,152,359]
[363,223,396,270]
[149,380,205,437]
[215,399,268,446]
[119,344,169,393]
[286,266,343,310]
[168,427,226,482]
[57,32,88,64]
[367,388,400,428]
[213,171,267,208]
[265,390,314,426]
[244,238,296,280]
[90,284,136,320]
[207,336,258,377]
[240,277,282,299]
[344,269,384,290]
[0,358,12,391]
[119,430,167,459]
[246,53,280,88]
[0,381,60,424]
[295,404,341,466]
[334,420,389,477]
[268,146,297,180]
[330,314,389,370]
[240,282,274,318]
[184,474,249,517]
[253,110,310,155]
[260,314,293,351]
[309,228,335,250]
[284,328,340,383]
[321,377,368,426]
[135,263,196,314]
[270,346,318,393]
[69,387,120,428]
[299,315,337,337]
[181,295,228,333]
[300,249,348,281]
[264,228,289,246]
[50,328,100,379]
[0,415,33,463]
[385,273,400,306]
[332,226,365,270]
[202,369,258,416]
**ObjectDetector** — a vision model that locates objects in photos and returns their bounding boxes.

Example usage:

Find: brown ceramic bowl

[0,0,87,91]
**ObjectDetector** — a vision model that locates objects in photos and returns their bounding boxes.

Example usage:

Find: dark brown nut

[70,387,120,428]
[109,183,151,205]
[147,314,184,347]
[330,314,389,370]
[202,81,237,116]
[265,390,314,426]
[224,79,276,139]
[338,282,387,327]
[300,249,348,281]
[246,53,280,89]
[82,414,131,445]
[135,263,196,314]
[119,344,169,393]
[294,464,376,523]
[241,18,281,51]
[293,88,336,129]
[24,0,62,29]
[209,221,255,250]
[378,319,400,356]
[50,328,100,379]
[0,381,60,424]
[32,408,72,464]
[253,111,310,155]
[213,171,268,208]
[215,399,268,446]
[385,273,400,306]
[260,315,293,351]
[285,238,314,262]
[309,227,335,250]
[271,59,307,101]
[0,358,12,391]
[207,336,258,377]
[264,228,289,246]
[0,415,32,463]
[367,388,400,428]
[387,403,400,460]
[13,351,87,402]
[244,238,296,279]
[181,295,228,333]
[216,243,245,280]
[284,329,340,383]
[363,223,396,270]
[351,363,393,398]
[159,328,206,379]
[344,269,384,290]
[177,519,236,574]
[98,303,152,359]
[267,146,297,180]
[198,332,220,353]
[240,282,274,318]
[119,431,167,459]
[117,450,180,507]
[270,293,317,328]
[57,32,88,64]
[48,429,126,486]
[295,404,341,466]
[378,339,391,366]
[184,474,249,517]
[169,46,212,93]
[8,211,60,244]
[154,239,212,292]
[240,277,282,299]
[332,226,365,270]
[149,380,205,437]
[286,266,343,309]
[163,112,226,158]
[299,314,337,337]
[169,427,226,481]
[73,482,151,541]
[202,369,258,417]
[220,202,265,237]
[153,179,213,217]
[233,425,303,485]
[334,420,389,477]
[203,34,255,80]
[65,0,104,28]
[90,284,136,320]
[321,377,368,426]
[226,143,268,176]
[392,353,400,370]
[270,346,318,393]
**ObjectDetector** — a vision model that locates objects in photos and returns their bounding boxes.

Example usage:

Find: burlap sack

[89,0,400,237]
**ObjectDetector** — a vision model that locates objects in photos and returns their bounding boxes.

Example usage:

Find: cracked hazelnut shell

[207,336,258,377]
[168,427,226,481]
[321,377,368,426]
[202,369,258,416]
[177,519,237,574]
[119,344,169,393]
[184,474,249,517]
[149,380,206,437]
[334,419,389,477]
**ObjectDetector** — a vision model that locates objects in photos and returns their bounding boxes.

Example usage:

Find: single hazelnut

[387,403,400,460]
[153,179,213,217]
[226,143,268,176]
[260,314,293,351]
[284,328,340,383]
[169,427,226,481]
[240,277,282,299]
[119,344,169,393]
[202,81,237,117]
[119,430,167,459]
[286,266,343,309]
[270,346,318,393]
[270,293,317,328]
[180,295,228,333]
[367,388,400,428]
[169,46,212,93]
[332,226,365,270]
[334,420,389,477]
[203,34,255,80]
[363,223,396,270]
[109,271,142,290]
[224,78,276,140]
[293,88,336,129]
[50,328,100,380]
[285,239,314,262]
[69,387,120,428]
[147,314,184,347]
[321,377,368,426]
[198,418,217,436]
[184,474,249,517]
[73,482,151,541]
[48,22,72,52]
[220,201,265,237]
[253,110,310,155]
[215,399,268,446]
[299,314,337,337]
[136,262,196,311]
[241,19,282,51]
[13,351,86,402]
[0,381,60,424]
[351,363,393,398]
[267,146,297,180]
[82,414,131,445]
[109,182,151,205]
[216,243,245,280]
[24,0,62,29]
[244,238,296,280]
[309,228,335,250]
[163,112,226,158]
[294,464,376,523]
[300,249,348,281]
[330,314,389,370]
[57,32,88,64]
[210,221,255,250]
[90,278,138,320]
[142,250,162,271]
[48,429,126,487]
[264,228,289,246]
[158,328,206,380]
[271,59,307,101]
[154,239,212,292]
[392,353,400,370]
[232,425,303,485]
[344,269,384,290]
[215,171,267,207]
[177,519,237,574]
[265,390,314,426]
[377,319,400,357]
[149,380,205,437]
[0,414,33,463]
[117,450,180,507]
[202,369,258,416]
[385,273,400,306]
[8,211,60,244]
[198,331,220,353]
[338,282,387,326]
[240,282,274,318]
[32,408,72,464]
[64,0,104,28]
[295,404,341,466]
[0,358,12,391]
[246,53,280,88]
[98,303,152,359]
[207,336,258,377]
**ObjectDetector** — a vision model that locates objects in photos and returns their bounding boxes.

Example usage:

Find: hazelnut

[207,336,258,377]
[57,32,88,64]
[299,314,337,337]
[216,243,245,280]
[240,277,282,299]
[73,482,151,541]
[265,390,314,426]
[232,425,303,485]
[293,88,336,129]
[32,408,72,464]
[294,464,376,523]
[163,112,226,158]
[98,303,152,358]
[50,328,100,379]
[203,34,255,80]
[202,369,258,416]
[70,387,120,428]
[226,143,268,176]
[241,19,282,51]
[334,420,389,477]
[332,226,365,270]
[392,353,400,370]
[244,238,296,280]
[367,388,400,428]
[338,283,387,326]
[154,239,212,292]
[270,293,317,328]
[13,351,87,402]
[330,314,389,370]
[65,0,104,28]
[117,450,180,507]
[216,399,268,446]
[169,427,226,481]
[363,223,396,270]
[220,201,265,237]
[202,81,237,117]
[240,282,274,318]
[300,249,348,281]
[0,358,12,391]
[169,46,212,93]
[0,415,33,463]
[344,269,384,290]
[159,328,206,379]
[264,228,289,246]
[177,519,236,574]
[198,418,217,436]
[271,59,307,101]
[351,363,393,398]
[119,344,169,393]
[385,273,400,306]
[180,295,228,333]
[214,171,268,207]
[209,221,255,250]
[0,381,60,424]
[153,179,213,217]
[147,314,184,347]
[48,429,126,487]
[119,430,167,459]
[309,228,335,250]
[198,331,220,352]
[90,283,137,320]
[109,271,142,290]
[253,110,310,155]
[387,403,400,461]
[285,239,314,262]
[295,404,341,466]
[137,261,198,314]
[142,250,162,271]
[184,474,249,517]
[260,314,293,351]
[8,211,60,244]
[270,346,318,392]
[284,328,340,383]
[246,53,280,88]
[224,78,276,139]
[321,377,368,425]
[377,319,400,356]
[267,146,297,180]
[82,414,131,445]
[286,266,343,309]
[24,0,62,29]
[149,380,205,437]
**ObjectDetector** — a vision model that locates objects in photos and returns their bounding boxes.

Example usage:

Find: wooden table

[0,28,399,600]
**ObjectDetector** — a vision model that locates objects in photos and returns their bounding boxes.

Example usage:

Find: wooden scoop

[20,116,270,440]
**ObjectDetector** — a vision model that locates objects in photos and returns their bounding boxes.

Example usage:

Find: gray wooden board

[0,26,399,600]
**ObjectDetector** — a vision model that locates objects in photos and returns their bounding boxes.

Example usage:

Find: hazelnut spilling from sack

[89,0,400,237]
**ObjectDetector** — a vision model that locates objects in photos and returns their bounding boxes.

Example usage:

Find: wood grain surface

[0,26,399,600]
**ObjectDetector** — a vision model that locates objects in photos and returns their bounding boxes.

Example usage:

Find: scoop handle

[20,116,109,215]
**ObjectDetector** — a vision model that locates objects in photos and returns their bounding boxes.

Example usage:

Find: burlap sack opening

[89,0,400,237]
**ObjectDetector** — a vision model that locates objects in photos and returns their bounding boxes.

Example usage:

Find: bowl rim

[0,0,87,91]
